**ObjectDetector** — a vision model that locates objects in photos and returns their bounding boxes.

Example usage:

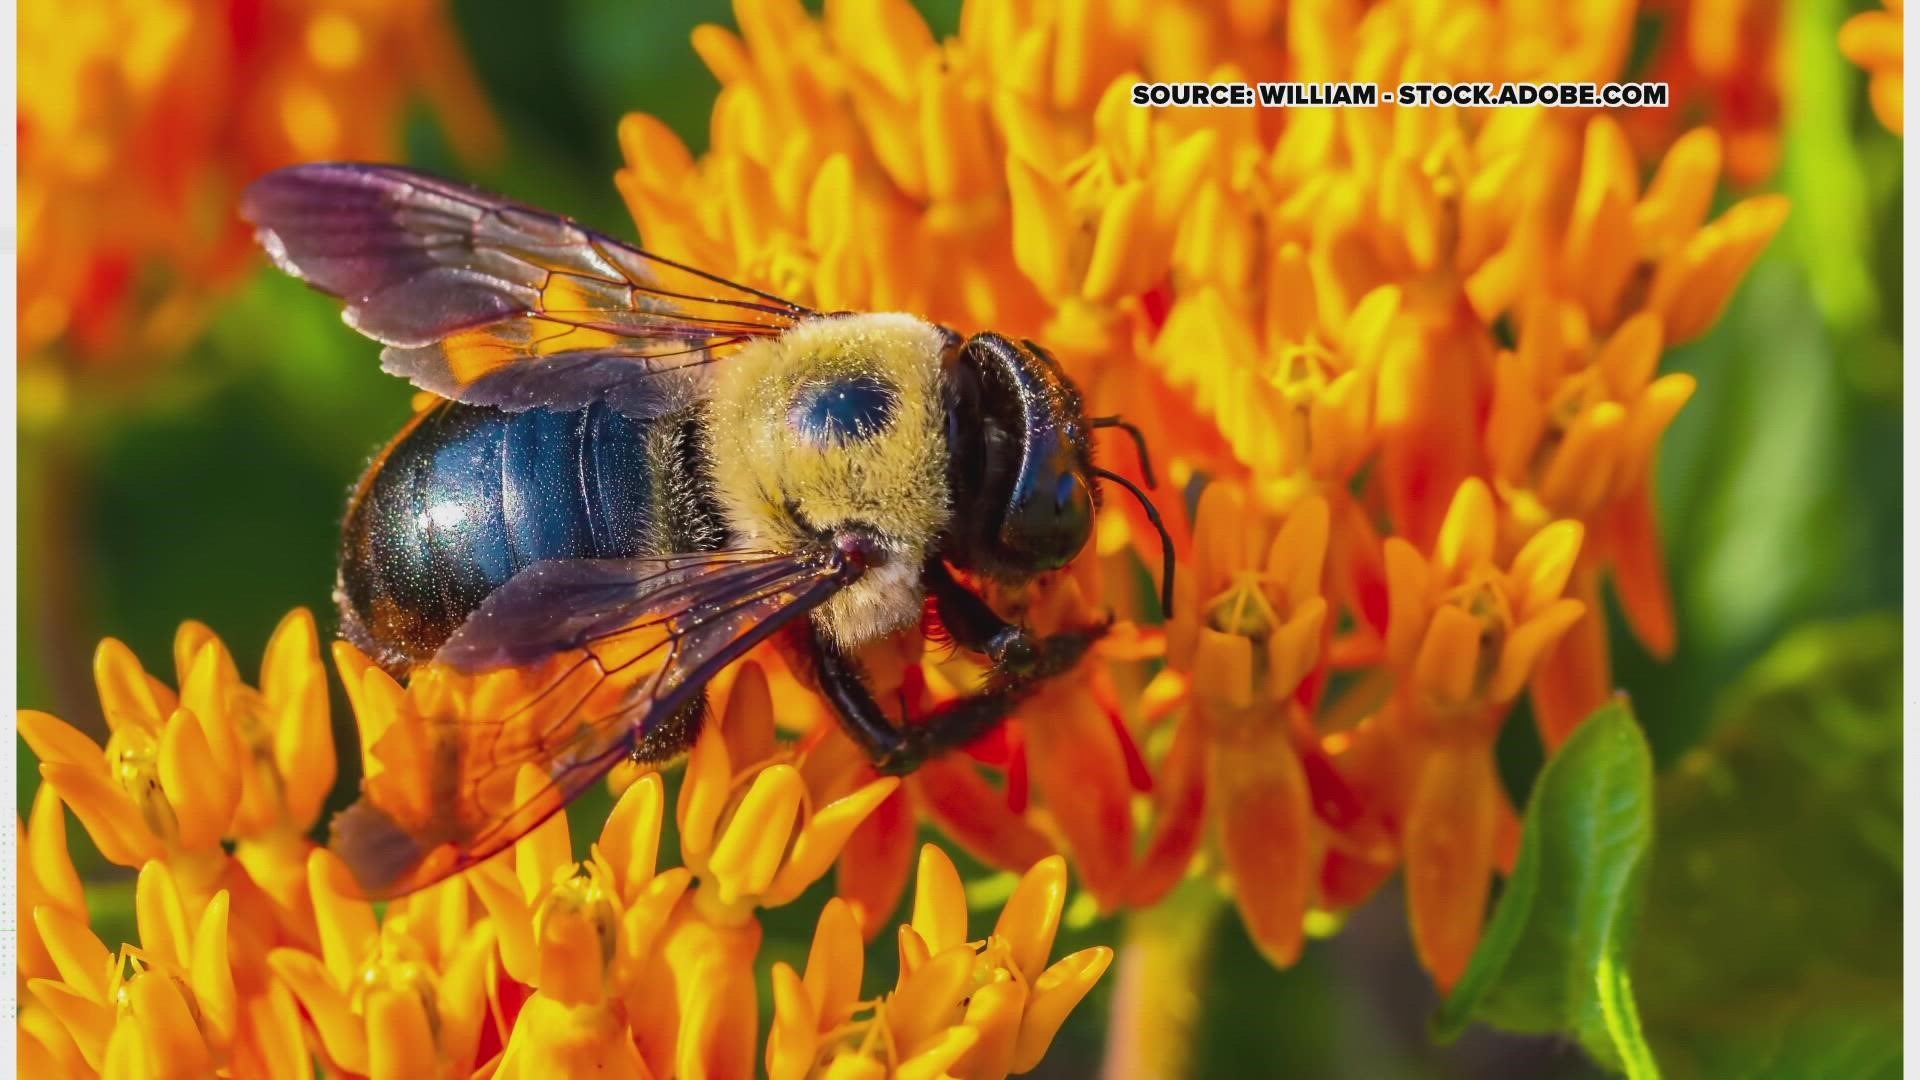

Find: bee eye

[790,375,897,446]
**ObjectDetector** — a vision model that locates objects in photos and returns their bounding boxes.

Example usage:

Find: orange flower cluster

[19,616,1109,1077]
[617,0,1785,988]
[1624,0,1787,185]
[19,0,498,379]
[1841,0,1904,135]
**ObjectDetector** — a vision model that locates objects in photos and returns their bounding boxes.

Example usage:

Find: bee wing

[330,548,861,898]
[241,163,813,416]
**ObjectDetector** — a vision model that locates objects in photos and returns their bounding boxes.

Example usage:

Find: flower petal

[951,977,1025,1078]
[1403,743,1498,990]
[719,661,778,771]
[1528,571,1613,750]
[1124,712,1208,909]
[1412,604,1485,713]
[764,775,899,907]
[308,848,377,988]
[1208,708,1316,966]
[885,944,974,1052]
[1435,478,1495,583]
[1490,598,1587,704]
[708,763,808,905]
[126,966,212,1076]
[1381,537,1431,666]
[909,843,969,954]
[1600,485,1677,659]
[233,979,311,1080]
[802,897,865,1031]
[190,890,237,1049]
[1190,627,1255,711]
[993,854,1067,981]
[94,637,167,733]
[135,859,193,969]
[264,609,335,829]
[268,947,369,1075]
[159,707,229,850]
[468,860,536,986]
[1507,519,1584,618]
[26,782,85,914]
[33,904,110,1000]
[896,1026,980,1080]
[835,783,917,934]
[366,984,441,1080]
[18,709,106,769]
[1020,692,1136,909]
[27,979,113,1073]
[766,962,818,1080]
[600,771,666,904]
[1267,597,1328,702]
[35,761,160,867]
[1013,946,1114,1072]
[676,720,733,863]
[910,756,1054,877]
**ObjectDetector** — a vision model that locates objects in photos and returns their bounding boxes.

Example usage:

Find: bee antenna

[1091,466,1177,618]
[1089,415,1157,489]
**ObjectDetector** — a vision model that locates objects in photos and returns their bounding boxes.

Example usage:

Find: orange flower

[1165,484,1331,966]
[1381,478,1586,987]
[28,860,240,1077]
[470,771,691,1079]
[18,613,335,984]
[675,664,900,924]
[1546,118,1789,345]
[1842,0,1905,135]
[20,783,88,988]
[650,659,897,1077]
[769,846,1112,1080]
[607,0,1787,994]
[270,849,495,1079]
[1625,0,1786,182]
[1485,310,1690,744]
[20,0,498,381]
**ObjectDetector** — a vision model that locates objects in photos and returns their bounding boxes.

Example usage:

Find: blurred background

[17,0,1901,1076]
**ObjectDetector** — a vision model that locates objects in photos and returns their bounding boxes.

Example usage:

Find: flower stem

[22,429,105,737]
[1100,878,1225,1080]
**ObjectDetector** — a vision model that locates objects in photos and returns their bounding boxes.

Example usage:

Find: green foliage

[1444,616,1903,1078]
[1630,0,1904,768]
[1633,616,1901,1079]
[1435,703,1658,1078]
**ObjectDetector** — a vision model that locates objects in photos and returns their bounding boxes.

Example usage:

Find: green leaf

[1435,702,1659,1078]
[1634,615,1901,1079]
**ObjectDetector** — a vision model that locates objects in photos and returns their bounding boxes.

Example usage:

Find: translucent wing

[241,163,813,416]
[329,549,861,898]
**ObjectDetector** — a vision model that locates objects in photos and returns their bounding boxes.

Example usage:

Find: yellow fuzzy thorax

[703,312,952,645]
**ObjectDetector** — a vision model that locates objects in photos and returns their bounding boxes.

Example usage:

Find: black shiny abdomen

[339,400,692,673]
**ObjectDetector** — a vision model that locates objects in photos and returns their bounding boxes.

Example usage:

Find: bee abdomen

[338,400,660,674]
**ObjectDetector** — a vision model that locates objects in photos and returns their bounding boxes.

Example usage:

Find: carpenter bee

[242,164,1174,897]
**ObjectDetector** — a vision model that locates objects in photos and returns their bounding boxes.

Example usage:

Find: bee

[243,163,1174,897]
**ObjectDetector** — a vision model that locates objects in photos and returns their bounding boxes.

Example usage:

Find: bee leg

[811,628,1026,775]
[924,561,1107,681]
[811,619,1027,774]
[808,621,919,772]
[811,569,1107,776]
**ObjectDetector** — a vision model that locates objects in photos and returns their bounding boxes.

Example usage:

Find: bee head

[943,333,1098,577]
[944,333,1177,614]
